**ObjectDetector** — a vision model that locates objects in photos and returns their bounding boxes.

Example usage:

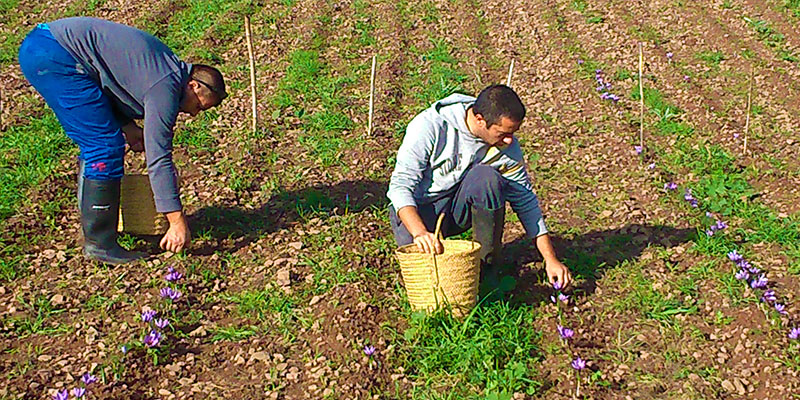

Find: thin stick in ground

[638,42,644,150]
[506,59,514,87]
[744,67,754,155]
[367,55,376,136]
[0,87,4,131]
[244,15,257,134]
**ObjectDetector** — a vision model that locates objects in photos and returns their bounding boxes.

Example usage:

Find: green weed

[743,17,798,62]
[696,50,725,67]
[210,325,258,342]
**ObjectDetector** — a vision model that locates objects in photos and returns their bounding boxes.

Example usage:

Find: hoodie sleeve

[481,141,548,238]
[387,111,437,210]
[143,74,182,213]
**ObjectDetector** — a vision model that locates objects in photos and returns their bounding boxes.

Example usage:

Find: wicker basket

[118,174,167,235]
[395,214,482,317]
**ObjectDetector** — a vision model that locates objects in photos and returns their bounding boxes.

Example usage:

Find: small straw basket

[118,174,167,235]
[395,214,482,317]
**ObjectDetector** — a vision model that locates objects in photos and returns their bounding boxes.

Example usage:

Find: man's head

[470,84,525,146]
[180,64,227,116]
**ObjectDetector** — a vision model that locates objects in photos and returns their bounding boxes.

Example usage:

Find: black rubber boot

[472,206,505,291]
[81,178,146,265]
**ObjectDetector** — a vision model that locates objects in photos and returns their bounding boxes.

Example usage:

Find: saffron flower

[734,269,749,281]
[165,267,183,282]
[714,220,728,230]
[120,345,127,354]
[635,145,643,155]
[664,182,678,190]
[666,52,673,59]
[684,75,690,82]
[160,287,182,301]
[727,250,743,262]
[155,318,170,329]
[706,229,714,237]
[144,330,162,348]
[761,289,777,303]
[363,345,376,356]
[81,373,98,385]
[774,303,788,315]
[557,325,575,339]
[789,327,800,340]
[647,163,656,169]
[558,293,570,303]
[53,390,68,400]
[571,357,586,370]
[750,274,768,289]
[577,59,584,65]
[553,281,562,291]
[71,387,86,398]
[141,309,157,322]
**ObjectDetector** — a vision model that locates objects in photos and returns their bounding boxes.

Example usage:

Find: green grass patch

[0,112,73,221]
[396,304,544,397]
[743,16,798,62]
[407,39,468,105]
[784,0,800,17]
[696,50,725,67]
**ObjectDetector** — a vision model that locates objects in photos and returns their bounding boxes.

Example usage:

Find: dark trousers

[18,24,126,180]
[390,165,506,246]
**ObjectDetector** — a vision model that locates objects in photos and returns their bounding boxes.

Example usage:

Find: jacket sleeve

[387,112,436,210]
[143,75,182,213]
[483,142,548,238]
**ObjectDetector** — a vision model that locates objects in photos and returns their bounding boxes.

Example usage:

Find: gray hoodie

[387,94,548,238]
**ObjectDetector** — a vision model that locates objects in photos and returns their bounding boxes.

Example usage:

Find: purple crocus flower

[733,133,740,139]
[706,229,715,237]
[647,163,656,169]
[165,267,183,282]
[160,287,182,301]
[714,220,728,230]
[789,327,800,340]
[71,388,86,398]
[774,303,788,315]
[664,182,678,190]
[120,345,127,354]
[608,94,620,102]
[571,357,587,370]
[605,82,612,90]
[667,52,673,59]
[141,309,157,322]
[144,330,162,348]
[734,269,749,280]
[557,325,575,339]
[761,289,777,303]
[363,345,376,356]
[684,190,694,201]
[155,318,170,329]
[53,390,68,400]
[750,274,768,289]
[727,250,743,262]
[553,281,562,291]
[558,293,570,303]
[81,373,98,385]
[634,145,643,155]
[684,75,690,82]
[577,59,584,65]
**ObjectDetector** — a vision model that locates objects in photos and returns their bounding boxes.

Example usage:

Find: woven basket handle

[430,213,445,307]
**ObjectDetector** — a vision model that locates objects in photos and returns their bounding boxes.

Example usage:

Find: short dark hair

[472,84,525,127]
[190,64,227,103]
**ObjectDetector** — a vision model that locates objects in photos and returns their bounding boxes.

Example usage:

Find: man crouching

[387,84,572,290]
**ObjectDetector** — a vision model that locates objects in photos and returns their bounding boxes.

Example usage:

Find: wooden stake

[744,67,754,155]
[638,42,644,149]
[244,15,257,134]
[506,59,515,87]
[367,55,376,136]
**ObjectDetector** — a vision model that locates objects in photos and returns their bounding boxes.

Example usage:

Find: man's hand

[413,232,444,255]
[121,121,145,153]
[161,210,191,253]
[545,258,573,288]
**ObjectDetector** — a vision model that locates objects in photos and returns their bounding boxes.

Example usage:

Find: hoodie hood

[433,93,475,136]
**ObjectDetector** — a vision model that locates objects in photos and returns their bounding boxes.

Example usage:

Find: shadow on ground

[187,180,389,254]
[501,224,697,305]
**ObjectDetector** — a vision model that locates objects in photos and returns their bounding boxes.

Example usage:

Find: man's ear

[474,112,487,128]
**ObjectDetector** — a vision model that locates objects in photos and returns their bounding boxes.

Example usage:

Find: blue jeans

[390,165,507,246]
[18,24,125,180]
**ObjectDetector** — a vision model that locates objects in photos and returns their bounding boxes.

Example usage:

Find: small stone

[50,294,65,306]
[158,389,171,396]
[309,295,322,306]
[250,352,269,363]
[721,379,735,393]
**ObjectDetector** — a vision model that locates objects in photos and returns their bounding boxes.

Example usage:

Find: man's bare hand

[122,121,145,153]
[413,232,444,255]
[161,210,191,253]
[545,258,573,288]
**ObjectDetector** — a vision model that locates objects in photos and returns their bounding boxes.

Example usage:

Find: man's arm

[143,78,190,253]
[397,206,444,254]
[535,233,572,288]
